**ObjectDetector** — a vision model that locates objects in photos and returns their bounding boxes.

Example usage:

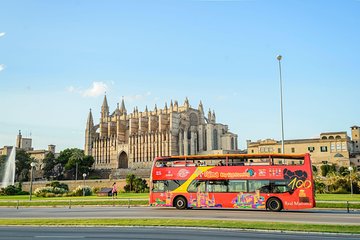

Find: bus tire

[267,197,282,212]
[174,196,187,210]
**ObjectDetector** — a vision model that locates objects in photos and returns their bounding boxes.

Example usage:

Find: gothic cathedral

[85,96,239,170]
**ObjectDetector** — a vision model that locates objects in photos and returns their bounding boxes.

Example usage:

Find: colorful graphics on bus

[232,190,266,209]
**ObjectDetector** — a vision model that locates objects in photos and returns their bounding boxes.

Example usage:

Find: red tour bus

[149,153,315,211]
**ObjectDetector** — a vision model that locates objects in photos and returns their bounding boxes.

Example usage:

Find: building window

[330,143,335,151]
[291,148,295,153]
[322,161,328,164]
[251,149,254,153]
[336,143,341,151]
[320,146,328,152]
[308,147,315,152]
[278,148,281,153]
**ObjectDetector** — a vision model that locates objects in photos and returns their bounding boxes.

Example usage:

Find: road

[0,206,359,225]
[0,226,358,240]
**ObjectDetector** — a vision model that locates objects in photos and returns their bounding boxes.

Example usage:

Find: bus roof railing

[154,153,309,161]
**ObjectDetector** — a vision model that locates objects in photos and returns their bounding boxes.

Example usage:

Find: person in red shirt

[112,182,118,199]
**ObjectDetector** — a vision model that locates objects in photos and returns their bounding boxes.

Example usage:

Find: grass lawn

[0,192,148,201]
[315,194,360,202]
[0,218,358,234]
[0,193,359,208]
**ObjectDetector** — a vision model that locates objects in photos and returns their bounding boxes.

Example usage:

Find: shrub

[3,185,18,195]
[124,174,149,193]
[45,181,69,191]
[34,186,68,197]
[71,186,92,196]
[45,193,56,198]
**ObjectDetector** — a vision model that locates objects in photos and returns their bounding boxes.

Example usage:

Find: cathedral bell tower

[85,109,94,156]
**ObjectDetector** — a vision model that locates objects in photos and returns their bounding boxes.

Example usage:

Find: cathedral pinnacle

[154,104,158,113]
[119,96,127,115]
[198,101,204,113]
[87,108,94,128]
[184,97,190,109]
[101,94,109,119]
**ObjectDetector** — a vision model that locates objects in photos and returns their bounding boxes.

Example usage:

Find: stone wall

[21,178,149,192]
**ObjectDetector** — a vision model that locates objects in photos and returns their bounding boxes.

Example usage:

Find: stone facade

[247,126,360,169]
[0,132,57,178]
[85,96,239,170]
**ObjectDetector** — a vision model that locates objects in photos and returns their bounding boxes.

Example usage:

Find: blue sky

[0,0,359,151]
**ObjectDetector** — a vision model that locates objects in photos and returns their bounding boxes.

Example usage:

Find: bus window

[207,180,228,192]
[248,180,270,193]
[270,180,291,193]
[152,180,165,192]
[228,180,247,192]
[187,180,206,193]
[167,180,186,191]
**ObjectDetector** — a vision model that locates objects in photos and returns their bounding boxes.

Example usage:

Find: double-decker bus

[149,153,315,211]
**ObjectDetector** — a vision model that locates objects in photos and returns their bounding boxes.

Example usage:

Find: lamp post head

[82,173,87,178]
[348,166,353,171]
[30,162,36,167]
[277,55,282,61]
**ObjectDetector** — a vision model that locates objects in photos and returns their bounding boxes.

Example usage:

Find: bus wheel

[174,196,187,210]
[267,198,282,212]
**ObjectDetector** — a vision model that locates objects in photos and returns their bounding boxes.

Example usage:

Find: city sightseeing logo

[177,169,190,178]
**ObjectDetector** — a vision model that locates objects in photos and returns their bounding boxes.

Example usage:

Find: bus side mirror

[289,189,295,195]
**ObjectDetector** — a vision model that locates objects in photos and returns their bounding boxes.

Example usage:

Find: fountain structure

[1,146,16,188]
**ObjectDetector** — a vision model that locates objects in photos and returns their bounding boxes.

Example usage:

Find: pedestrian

[112,182,118,199]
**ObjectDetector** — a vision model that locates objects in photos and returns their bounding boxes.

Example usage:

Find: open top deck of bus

[153,153,310,167]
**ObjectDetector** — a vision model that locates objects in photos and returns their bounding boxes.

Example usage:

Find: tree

[15,149,33,182]
[124,174,148,193]
[43,152,63,180]
[60,148,94,179]
[338,166,349,176]
[320,164,330,177]
[312,165,318,175]
[125,173,136,192]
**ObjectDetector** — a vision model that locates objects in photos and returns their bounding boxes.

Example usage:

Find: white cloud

[0,64,5,72]
[0,32,5,37]
[124,92,152,102]
[67,86,76,93]
[67,81,108,97]
[82,82,108,97]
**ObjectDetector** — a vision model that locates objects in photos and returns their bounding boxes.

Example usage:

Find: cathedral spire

[119,96,127,115]
[101,94,109,120]
[154,104,158,114]
[208,108,212,122]
[212,110,216,123]
[87,108,94,127]
[184,97,190,109]
[164,102,168,113]
[174,100,178,111]
[170,100,173,112]
[85,108,94,156]
[198,101,204,113]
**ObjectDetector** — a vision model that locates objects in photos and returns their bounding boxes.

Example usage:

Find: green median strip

[0,218,358,234]
[0,200,148,207]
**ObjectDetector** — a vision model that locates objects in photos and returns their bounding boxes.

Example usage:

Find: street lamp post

[348,166,353,196]
[75,162,78,181]
[82,173,87,196]
[29,162,36,201]
[277,55,285,154]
